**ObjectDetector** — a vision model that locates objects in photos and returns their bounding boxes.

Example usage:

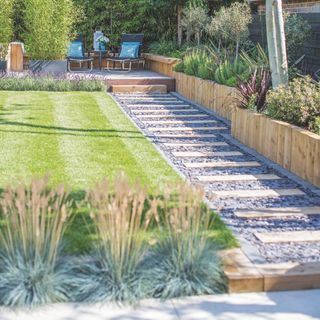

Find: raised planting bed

[144,53,180,77]
[231,107,320,188]
[173,71,239,121]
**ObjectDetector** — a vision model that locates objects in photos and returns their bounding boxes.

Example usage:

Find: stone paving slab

[131,108,198,113]
[145,119,218,124]
[157,133,217,138]
[212,189,305,198]
[184,161,261,168]
[235,207,320,218]
[197,174,280,182]
[255,230,320,243]
[172,151,243,157]
[164,142,228,147]
[137,114,208,118]
[127,104,192,108]
[148,126,228,132]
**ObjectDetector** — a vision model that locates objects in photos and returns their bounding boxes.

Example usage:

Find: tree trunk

[266,0,288,88]
[177,4,183,45]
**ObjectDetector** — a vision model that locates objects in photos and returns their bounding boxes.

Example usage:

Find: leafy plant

[0,178,74,307]
[0,0,14,60]
[148,40,185,58]
[0,73,105,91]
[24,0,79,60]
[207,2,252,58]
[71,174,158,304]
[236,68,271,111]
[214,59,251,87]
[144,183,226,299]
[266,76,320,134]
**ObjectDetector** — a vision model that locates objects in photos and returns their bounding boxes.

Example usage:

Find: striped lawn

[0,91,180,190]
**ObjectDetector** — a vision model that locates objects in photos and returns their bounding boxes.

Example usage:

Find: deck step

[130,108,198,113]
[185,161,261,168]
[173,151,243,157]
[197,174,280,182]
[137,114,208,119]
[212,189,305,199]
[157,133,217,138]
[142,119,217,124]
[112,84,167,93]
[148,126,228,132]
[235,206,320,218]
[164,142,228,147]
[255,230,320,243]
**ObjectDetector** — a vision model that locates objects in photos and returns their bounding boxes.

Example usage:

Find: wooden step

[148,126,228,132]
[112,84,167,93]
[172,151,243,157]
[185,161,261,168]
[197,174,280,182]
[212,189,305,198]
[137,114,208,119]
[235,206,320,218]
[157,133,217,138]
[255,230,320,243]
[142,119,217,124]
[164,142,228,147]
[130,108,198,113]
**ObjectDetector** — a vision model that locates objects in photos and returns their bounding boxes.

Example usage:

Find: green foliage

[181,2,209,44]
[207,2,252,57]
[266,76,320,134]
[148,40,186,58]
[284,13,311,64]
[0,74,105,91]
[0,178,75,307]
[23,0,78,59]
[214,59,251,87]
[144,184,226,299]
[0,0,13,60]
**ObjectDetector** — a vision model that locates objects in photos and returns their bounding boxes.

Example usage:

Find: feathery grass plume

[144,183,226,299]
[0,177,74,307]
[73,173,158,304]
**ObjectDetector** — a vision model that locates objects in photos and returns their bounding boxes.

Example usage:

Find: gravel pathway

[112,92,320,264]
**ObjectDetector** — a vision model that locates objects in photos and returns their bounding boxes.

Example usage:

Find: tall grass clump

[0,73,105,91]
[144,183,226,299]
[0,178,74,307]
[72,174,158,304]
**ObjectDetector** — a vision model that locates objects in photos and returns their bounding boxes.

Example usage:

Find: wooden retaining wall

[231,107,320,188]
[173,72,239,121]
[144,53,180,77]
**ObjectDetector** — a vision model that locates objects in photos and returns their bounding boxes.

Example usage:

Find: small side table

[89,50,108,70]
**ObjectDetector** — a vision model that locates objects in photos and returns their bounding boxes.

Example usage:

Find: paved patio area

[1,290,319,320]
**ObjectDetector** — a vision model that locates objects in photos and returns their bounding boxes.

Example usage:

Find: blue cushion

[68,41,84,58]
[119,42,140,59]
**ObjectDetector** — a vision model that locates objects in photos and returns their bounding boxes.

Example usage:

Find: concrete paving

[0,290,319,320]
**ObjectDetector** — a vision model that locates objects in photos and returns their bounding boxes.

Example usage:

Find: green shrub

[0,0,13,60]
[266,76,320,134]
[174,61,185,72]
[148,40,192,58]
[24,0,78,60]
[0,178,75,307]
[0,74,105,91]
[144,184,226,299]
[214,59,251,87]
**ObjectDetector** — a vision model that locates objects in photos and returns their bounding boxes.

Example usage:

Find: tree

[266,0,288,88]
[0,0,13,60]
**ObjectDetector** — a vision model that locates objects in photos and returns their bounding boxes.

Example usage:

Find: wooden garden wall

[173,72,238,121]
[144,54,180,77]
[232,107,320,188]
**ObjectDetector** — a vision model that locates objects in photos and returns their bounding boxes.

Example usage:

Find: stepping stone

[172,151,243,157]
[137,114,208,119]
[130,109,198,113]
[126,104,191,108]
[212,189,305,199]
[255,230,320,243]
[197,174,280,182]
[164,142,228,147]
[148,126,228,132]
[185,161,261,168]
[235,206,320,218]
[142,119,217,124]
[120,97,178,100]
[157,133,217,138]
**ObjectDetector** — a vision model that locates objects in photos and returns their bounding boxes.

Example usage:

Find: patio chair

[67,36,93,72]
[106,34,145,72]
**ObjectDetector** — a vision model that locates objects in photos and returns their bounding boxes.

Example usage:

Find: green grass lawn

[0,91,180,189]
[0,91,237,253]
